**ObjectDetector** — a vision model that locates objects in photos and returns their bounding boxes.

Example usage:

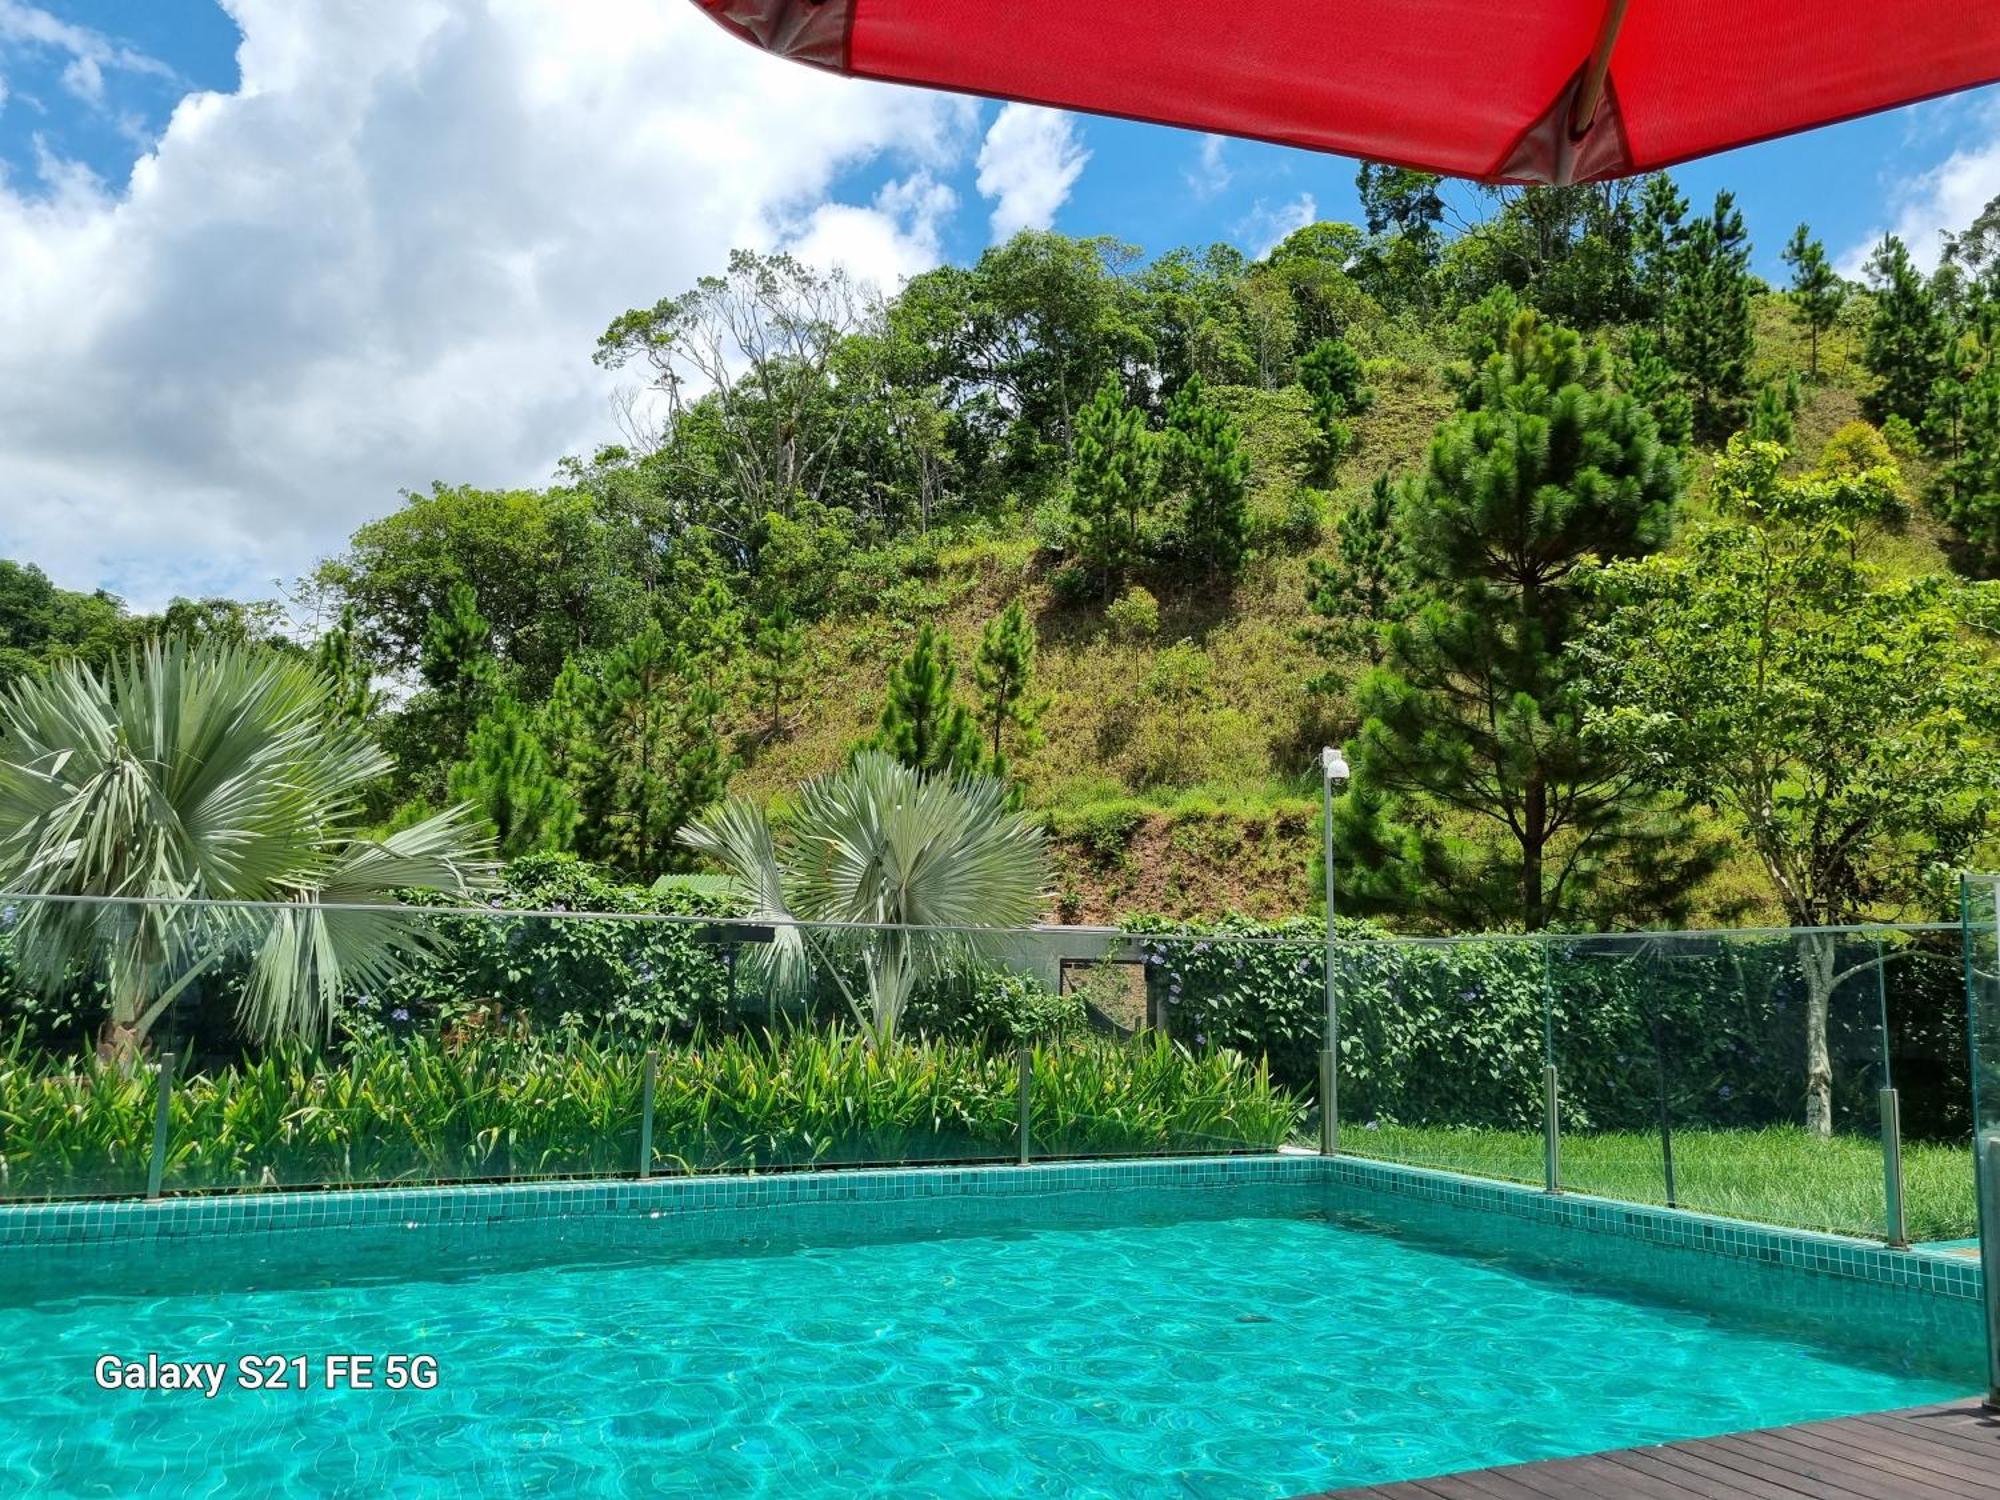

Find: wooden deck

[1295,1401,2000,1499]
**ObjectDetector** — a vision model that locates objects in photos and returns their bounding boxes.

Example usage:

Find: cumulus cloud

[1838,101,2000,278]
[0,0,975,607]
[1236,192,1317,258]
[974,103,1087,242]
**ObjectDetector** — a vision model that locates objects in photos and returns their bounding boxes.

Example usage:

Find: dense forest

[9,165,2000,937]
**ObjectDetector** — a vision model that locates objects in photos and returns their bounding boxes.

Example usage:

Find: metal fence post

[1543,1064,1561,1194]
[1319,1048,1338,1156]
[146,1052,176,1201]
[1017,1047,1032,1166]
[1880,1086,1909,1248]
[638,1049,657,1179]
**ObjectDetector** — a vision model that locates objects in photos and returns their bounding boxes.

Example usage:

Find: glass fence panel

[1337,935,1548,1185]
[1546,935,1670,1208]
[1662,931,1887,1240]
[1882,927,1978,1246]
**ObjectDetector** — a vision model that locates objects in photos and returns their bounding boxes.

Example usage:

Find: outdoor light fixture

[1319,747,1346,1155]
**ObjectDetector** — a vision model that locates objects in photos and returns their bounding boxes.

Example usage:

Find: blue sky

[2,1,1998,608]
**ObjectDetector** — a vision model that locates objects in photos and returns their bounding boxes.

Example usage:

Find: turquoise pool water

[0,1204,1964,1498]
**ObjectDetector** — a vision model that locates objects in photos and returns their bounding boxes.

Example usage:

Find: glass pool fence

[0,892,1975,1248]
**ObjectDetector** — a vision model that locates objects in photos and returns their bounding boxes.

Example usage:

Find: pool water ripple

[0,1207,1964,1498]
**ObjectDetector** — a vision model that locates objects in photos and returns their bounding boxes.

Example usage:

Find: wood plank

[1762,1421,2000,1496]
[1722,1429,1984,1500]
[1290,1402,2000,1500]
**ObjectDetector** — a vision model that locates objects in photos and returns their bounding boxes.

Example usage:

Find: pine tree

[1067,372,1155,583]
[572,618,730,878]
[1749,377,1799,446]
[1666,191,1754,442]
[1340,311,1707,930]
[749,601,807,736]
[1625,328,1693,450]
[1159,376,1251,572]
[1864,234,1945,425]
[1297,337,1374,470]
[875,623,982,776]
[416,580,496,766]
[1633,173,1689,332]
[1304,473,1410,688]
[313,604,379,726]
[1933,359,2000,569]
[1782,224,1845,380]
[448,690,577,857]
[973,600,1045,783]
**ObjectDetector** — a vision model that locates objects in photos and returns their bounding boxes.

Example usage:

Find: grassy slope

[727,293,1958,927]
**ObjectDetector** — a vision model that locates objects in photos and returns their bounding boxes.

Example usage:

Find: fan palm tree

[0,638,496,1063]
[682,751,1046,1043]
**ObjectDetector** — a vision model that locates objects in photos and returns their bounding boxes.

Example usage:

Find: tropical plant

[682,751,1047,1043]
[0,638,495,1062]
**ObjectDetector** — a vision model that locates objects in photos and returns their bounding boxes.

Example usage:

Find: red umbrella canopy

[695,0,2000,185]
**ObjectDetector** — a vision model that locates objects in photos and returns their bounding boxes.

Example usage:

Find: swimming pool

[0,1159,1978,1498]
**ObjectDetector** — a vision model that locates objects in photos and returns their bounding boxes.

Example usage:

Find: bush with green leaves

[1125,915,1964,1140]
[0,1028,1301,1197]
[902,968,1086,1045]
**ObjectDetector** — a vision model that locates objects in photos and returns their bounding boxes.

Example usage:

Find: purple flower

[391,1007,411,1023]
[1296,959,1312,975]
[1194,941,1212,954]
[1234,957,1245,971]
[1718,1085,1734,1101]
[1364,1120,1380,1132]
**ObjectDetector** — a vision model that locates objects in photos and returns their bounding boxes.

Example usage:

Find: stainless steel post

[1544,1064,1561,1194]
[147,1052,176,1201]
[1980,1129,2000,1407]
[638,1049,657,1179]
[1017,1047,1032,1166]
[1321,761,1339,1156]
[1879,1087,1908,1248]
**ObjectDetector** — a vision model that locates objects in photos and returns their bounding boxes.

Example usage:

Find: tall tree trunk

[1797,928,1836,1138]
[1521,774,1547,931]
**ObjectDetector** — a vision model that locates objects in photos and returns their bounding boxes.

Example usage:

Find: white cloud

[1838,100,2000,278]
[1236,192,1317,258]
[1185,135,1230,199]
[0,0,975,607]
[0,1,173,108]
[974,103,1087,242]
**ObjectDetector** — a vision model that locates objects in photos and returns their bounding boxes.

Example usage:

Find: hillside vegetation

[8,171,2000,936]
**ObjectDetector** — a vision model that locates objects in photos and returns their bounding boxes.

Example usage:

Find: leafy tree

[1297,337,1373,470]
[1339,311,1696,931]
[1580,435,2000,1132]
[1304,473,1410,686]
[1624,327,1693,450]
[748,601,808,737]
[573,619,731,878]
[1066,372,1156,582]
[1666,191,1755,441]
[1782,224,1845,379]
[973,600,1045,783]
[0,639,494,1061]
[1864,235,1944,425]
[448,690,577,858]
[1932,358,2000,570]
[875,624,982,777]
[684,752,1047,1043]
[1353,162,1444,310]
[313,604,380,727]
[0,560,130,684]
[1159,376,1251,572]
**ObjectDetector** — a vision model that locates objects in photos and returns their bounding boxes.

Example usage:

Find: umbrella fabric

[693,0,2000,185]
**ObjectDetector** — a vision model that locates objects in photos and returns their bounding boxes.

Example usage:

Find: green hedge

[1127,916,1969,1141]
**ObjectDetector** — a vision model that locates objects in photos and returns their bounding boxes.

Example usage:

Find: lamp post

[1319,746,1349,1155]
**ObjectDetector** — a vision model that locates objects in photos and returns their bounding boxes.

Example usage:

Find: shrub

[1103,584,1160,640]
[904,969,1087,1044]
[0,1029,1302,1196]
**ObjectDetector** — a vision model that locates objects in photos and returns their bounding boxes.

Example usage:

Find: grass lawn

[1336,1123,1977,1244]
